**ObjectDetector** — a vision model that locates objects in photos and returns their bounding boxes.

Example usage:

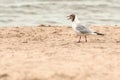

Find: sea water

[0,0,120,26]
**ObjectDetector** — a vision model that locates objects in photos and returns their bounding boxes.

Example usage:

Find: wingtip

[94,32,105,36]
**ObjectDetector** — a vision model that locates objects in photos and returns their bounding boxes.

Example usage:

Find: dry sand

[0,25,120,80]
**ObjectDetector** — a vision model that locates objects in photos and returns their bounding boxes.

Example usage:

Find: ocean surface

[0,0,120,26]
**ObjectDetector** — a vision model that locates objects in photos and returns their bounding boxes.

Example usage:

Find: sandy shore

[0,25,120,80]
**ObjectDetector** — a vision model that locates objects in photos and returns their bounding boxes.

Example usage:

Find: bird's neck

[73,16,79,23]
[71,16,80,29]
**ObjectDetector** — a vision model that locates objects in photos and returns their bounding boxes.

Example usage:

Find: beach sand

[0,25,120,80]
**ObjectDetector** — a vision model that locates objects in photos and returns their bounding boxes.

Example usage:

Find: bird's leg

[77,36,81,43]
[85,35,87,42]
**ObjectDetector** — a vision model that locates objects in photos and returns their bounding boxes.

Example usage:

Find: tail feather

[94,32,104,36]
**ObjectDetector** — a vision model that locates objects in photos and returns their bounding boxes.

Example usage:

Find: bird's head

[67,14,75,22]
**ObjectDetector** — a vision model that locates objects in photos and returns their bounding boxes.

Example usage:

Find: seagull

[67,14,104,43]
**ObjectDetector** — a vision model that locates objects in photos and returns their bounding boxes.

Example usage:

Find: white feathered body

[71,16,96,35]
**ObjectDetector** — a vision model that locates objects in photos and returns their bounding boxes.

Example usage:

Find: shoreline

[0,24,119,28]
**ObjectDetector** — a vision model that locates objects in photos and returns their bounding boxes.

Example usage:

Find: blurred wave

[0,0,120,26]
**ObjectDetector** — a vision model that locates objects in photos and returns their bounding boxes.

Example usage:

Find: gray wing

[76,23,93,34]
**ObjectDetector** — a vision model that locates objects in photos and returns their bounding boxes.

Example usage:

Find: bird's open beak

[67,16,71,20]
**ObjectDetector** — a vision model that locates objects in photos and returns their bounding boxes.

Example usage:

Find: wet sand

[0,25,120,80]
